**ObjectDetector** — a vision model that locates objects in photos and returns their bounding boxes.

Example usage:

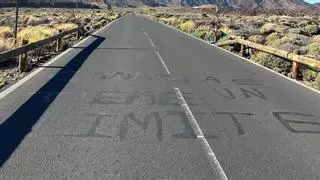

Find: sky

[305,0,320,4]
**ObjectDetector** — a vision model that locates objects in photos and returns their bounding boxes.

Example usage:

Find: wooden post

[76,30,80,40]
[14,0,19,44]
[19,39,28,73]
[213,26,217,43]
[56,29,62,52]
[291,61,300,79]
[239,37,246,57]
[240,44,245,57]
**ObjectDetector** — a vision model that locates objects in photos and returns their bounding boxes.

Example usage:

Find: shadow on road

[0,35,105,167]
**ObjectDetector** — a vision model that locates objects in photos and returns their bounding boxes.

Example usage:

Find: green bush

[302,69,318,81]
[221,45,234,52]
[252,52,292,75]
[303,25,319,35]
[288,28,301,34]
[267,32,281,43]
[298,20,311,27]
[307,42,320,56]
[281,33,310,46]
[248,35,265,44]
[234,25,259,37]
[260,23,279,34]
[312,35,320,42]
[267,15,279,23]
[315,74,320,90]
[275,26,289,34]
[278,42,299,53]
[192,29,207,39]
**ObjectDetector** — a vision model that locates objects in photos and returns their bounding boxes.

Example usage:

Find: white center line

[173,87,228,180]
[142,29,170,76]
[143,31,155,48]
[155,51,171,75]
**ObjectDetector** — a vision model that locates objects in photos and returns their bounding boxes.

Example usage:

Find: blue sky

[305,0,320,4]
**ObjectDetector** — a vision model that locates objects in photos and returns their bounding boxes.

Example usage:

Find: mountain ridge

[0,0,318,9]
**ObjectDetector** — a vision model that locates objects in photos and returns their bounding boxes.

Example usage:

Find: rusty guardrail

[0,26,84,72]
[216,38,320,79]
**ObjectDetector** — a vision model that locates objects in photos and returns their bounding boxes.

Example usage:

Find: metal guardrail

[216,38,320,79]
[0,26,84,72]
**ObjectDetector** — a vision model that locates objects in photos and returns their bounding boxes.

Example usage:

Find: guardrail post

[240,44,246,57]
[56,29,62,52]
[76,29,80,40]
[239,38,246,57]
[213,29,217,43]
[291,62,300,79]
[19,39,28,73]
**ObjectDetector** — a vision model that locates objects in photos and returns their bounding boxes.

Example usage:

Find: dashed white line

[155,51,171,75]
[142,29,171,75]
[143,31,155,48]
[173,87,228,180]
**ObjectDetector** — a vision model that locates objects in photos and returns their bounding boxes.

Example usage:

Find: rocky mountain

[0,0,316,9]
[260,0,311,9]
[106,0,315,9]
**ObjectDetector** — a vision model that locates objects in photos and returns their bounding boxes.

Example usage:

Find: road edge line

[0,16,125,100]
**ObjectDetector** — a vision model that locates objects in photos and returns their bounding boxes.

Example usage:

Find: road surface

[1,15,320,180]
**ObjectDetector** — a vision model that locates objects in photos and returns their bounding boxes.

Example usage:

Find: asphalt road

[1,15,320,180]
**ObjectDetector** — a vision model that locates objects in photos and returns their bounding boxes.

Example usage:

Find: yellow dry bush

[307,42,320,56]
[0,26,14,38]
[312,35,320,42]
[179,20,195,33]
[220,25,236,36]
[316,75,320,90]
[55,23,78,31]
[0,37,14,52]
[18,26,57,43]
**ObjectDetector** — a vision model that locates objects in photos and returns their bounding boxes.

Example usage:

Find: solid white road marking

[173,87,228,180]
[0,16,126,100]
[155,51,171,75]
[143,31,155,48]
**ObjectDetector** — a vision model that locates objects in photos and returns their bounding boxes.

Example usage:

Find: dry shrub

[307,42,320,56]
[260,23,279,34]
[267,15,279,23]
[18,26,57,43]
[279,42,299,53]
[0,37,14,52]
[192,26,211,39]
[313,35,320,42]
[55,23,78,31]
[281,33,310,46]
[288,28,301,34]
[267,32,281,43]
[316,74,320,90]
[248,35,265,44]
[252,52,292,76]
[27,16,50,26]
[303,25,319,35]
[179,20,195,33]
[302,69,318,81]
[298,20,311,27]
[0,26,14,38]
